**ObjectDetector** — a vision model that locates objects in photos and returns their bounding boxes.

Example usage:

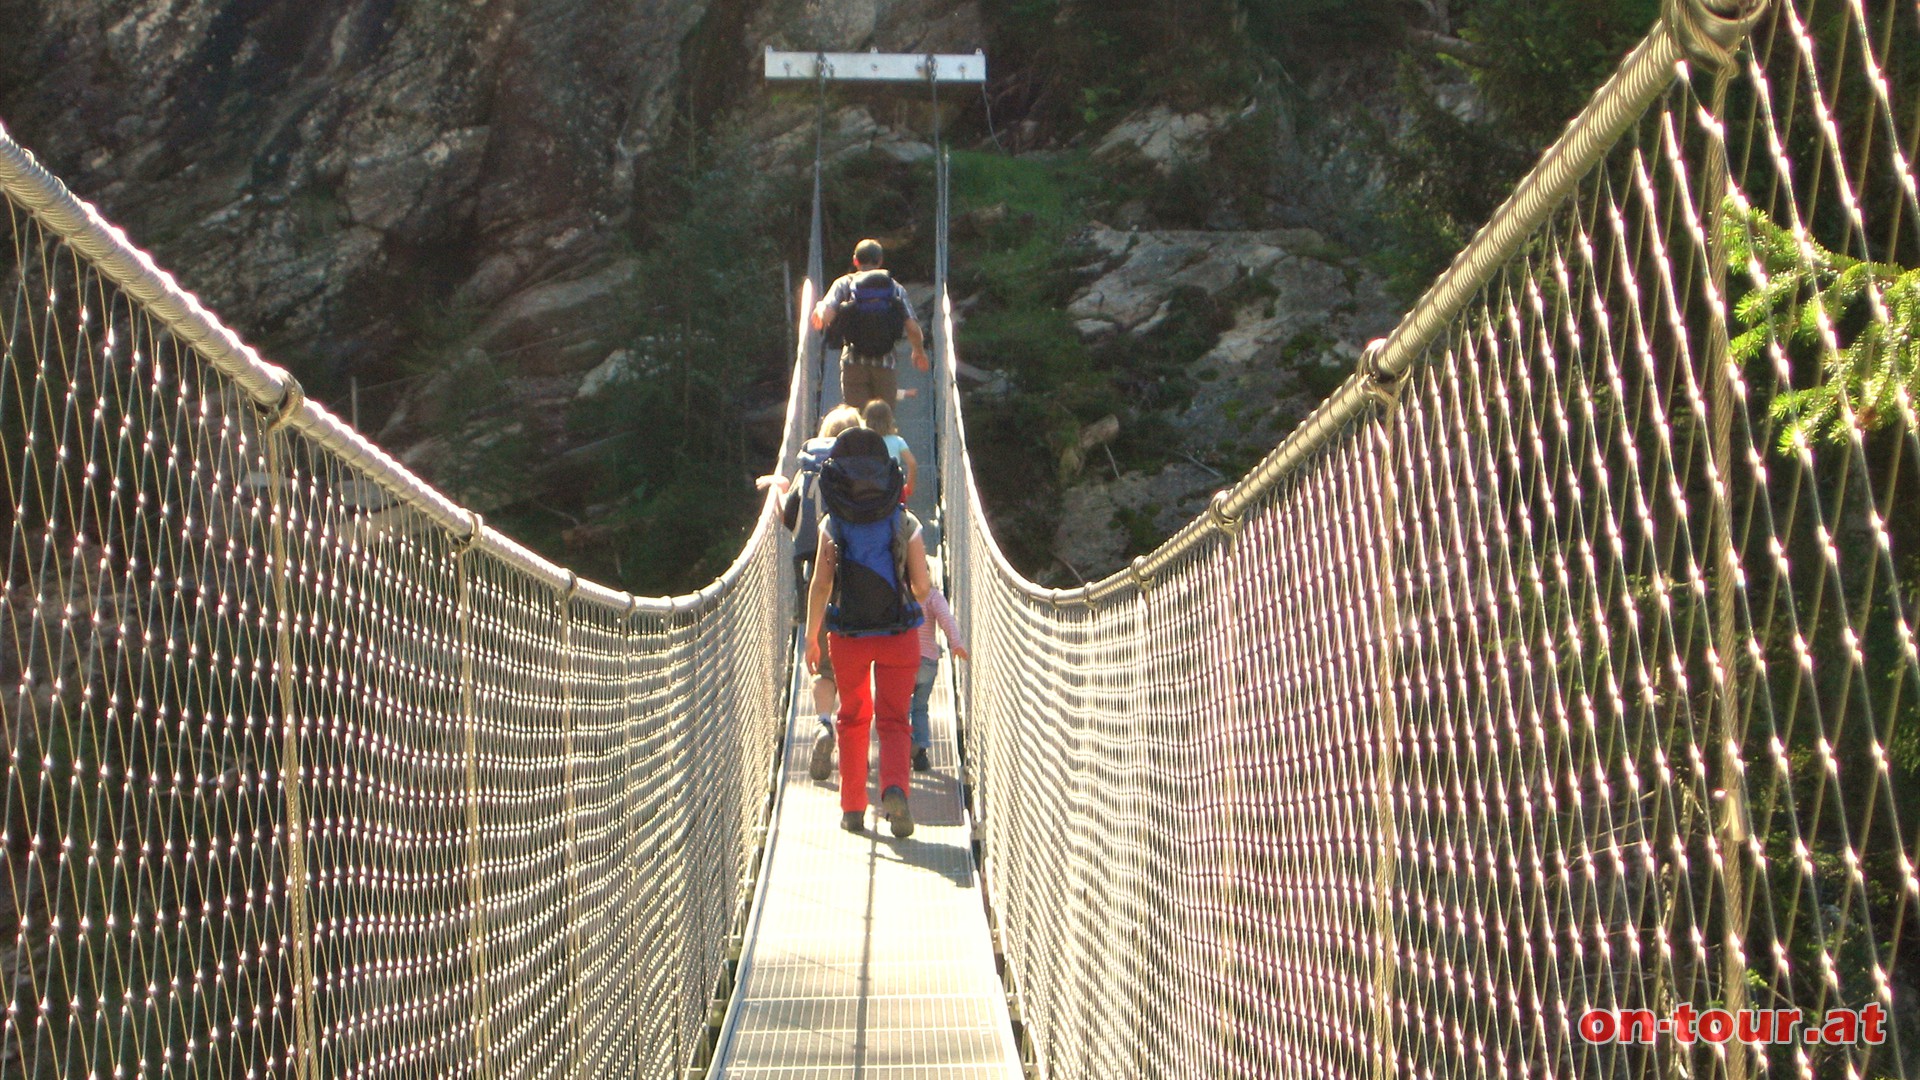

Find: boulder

[576,349,640,399]
[468,259,642,375]
[1048,223,1401,578]
[341,127,489,236]
[1092,106,1227,173]
[1058,414,1120,478]
[1067,227,1317,332]
[1052,463,1219,577]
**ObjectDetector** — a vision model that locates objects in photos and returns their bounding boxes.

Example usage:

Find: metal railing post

[262,391,320,1080]
[456,514,498,1080]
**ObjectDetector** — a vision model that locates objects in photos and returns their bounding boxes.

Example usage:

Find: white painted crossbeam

[764,48,986,84]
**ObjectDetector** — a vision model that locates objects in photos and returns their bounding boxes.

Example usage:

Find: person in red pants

[804,427,932,838]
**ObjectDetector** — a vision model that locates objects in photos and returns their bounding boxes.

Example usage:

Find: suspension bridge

[2,0,1916,1076]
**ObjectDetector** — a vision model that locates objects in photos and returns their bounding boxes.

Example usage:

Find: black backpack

[827,269,907,358]
[818,429,923,637]
[818,430,904,525]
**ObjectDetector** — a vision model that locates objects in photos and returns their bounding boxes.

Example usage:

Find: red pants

[827,629,920,812]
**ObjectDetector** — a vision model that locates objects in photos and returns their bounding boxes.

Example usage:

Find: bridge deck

[711,320,1021,1078]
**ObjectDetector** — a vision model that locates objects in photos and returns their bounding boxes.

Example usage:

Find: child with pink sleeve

[910,585,968,771]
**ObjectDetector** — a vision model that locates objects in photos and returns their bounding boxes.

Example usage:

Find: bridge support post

[1681,5,1770,1077]
[455,512,498,1080]
[1361,347,1406,1080]
[263,387,322,1080]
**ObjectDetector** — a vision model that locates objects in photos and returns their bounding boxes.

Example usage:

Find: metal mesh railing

[0,123,814,1078]
[937,0,1919,1075]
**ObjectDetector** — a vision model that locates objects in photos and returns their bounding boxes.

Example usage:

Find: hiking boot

[808,725,835,782]
[880,786,914,839]
[841,810,865,833]
[911,747,931,772]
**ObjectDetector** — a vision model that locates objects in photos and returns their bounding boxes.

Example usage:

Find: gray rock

[469,259,643,375]
[1073,318,1119,341]
[1067,227,1320,332]
[1092,106,1227,173]
[576,349,640,399]
[879,140,937,163]
[1053,464,1219,577]
[1048,222,1400,577]
[342,127,488,235]
[1,0,715,385]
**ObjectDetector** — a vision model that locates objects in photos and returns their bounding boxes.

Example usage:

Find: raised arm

[811,277,843,331]
[927,589,966,655]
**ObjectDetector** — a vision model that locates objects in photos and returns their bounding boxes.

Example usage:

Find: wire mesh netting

[0,151,810,1076]
[939,0,1919,1076]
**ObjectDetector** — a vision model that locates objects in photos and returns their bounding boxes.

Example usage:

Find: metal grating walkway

[709,659,1021,1077]
[710,313,1021,1078]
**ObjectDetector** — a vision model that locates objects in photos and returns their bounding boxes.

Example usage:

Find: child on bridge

[910,585,967,772]
[861,397,917,503]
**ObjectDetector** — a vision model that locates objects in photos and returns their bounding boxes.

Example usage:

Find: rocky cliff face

[0,0,1424,586]
[1045,222,1399,574]
[0,0,982,552]
[1,0,713,391]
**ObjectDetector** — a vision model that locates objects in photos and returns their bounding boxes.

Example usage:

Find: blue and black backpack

[827,269,907,359]
[781,436,835,558]
[819,428,924,637]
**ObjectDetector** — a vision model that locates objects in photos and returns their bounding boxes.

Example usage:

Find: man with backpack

[811,238,930,408]
[804,426,932,838]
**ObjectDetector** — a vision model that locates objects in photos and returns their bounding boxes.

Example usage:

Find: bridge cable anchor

[262,379,305,434]
[1357,338,1409,410]
[1663,0,1770,71]
[1207,489,1243,537]
[1129,555,1154,593]
[452,510,485,557]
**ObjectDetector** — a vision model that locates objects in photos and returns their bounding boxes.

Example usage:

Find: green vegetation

[549,135,795,595]
[981,0,1660,282]
[1711,201,1920,1071]
[338,121,818,599]
[946,151,1102,573]
[1359,0,1661,292]
[948,0,1687,578]
[1726,199,1920,450]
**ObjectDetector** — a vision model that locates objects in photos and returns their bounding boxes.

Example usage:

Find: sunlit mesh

[0,157,808,1075]
[938,0,1918,1076]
